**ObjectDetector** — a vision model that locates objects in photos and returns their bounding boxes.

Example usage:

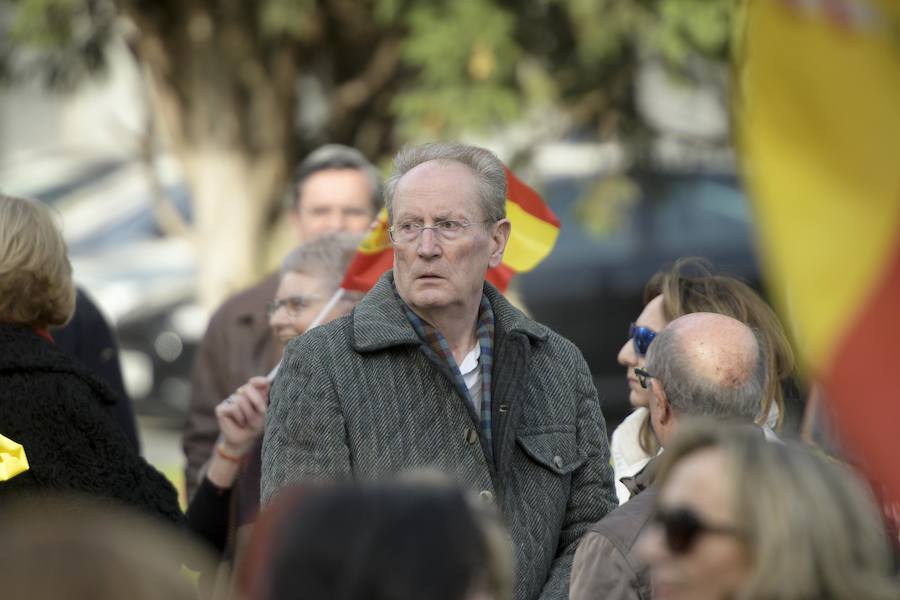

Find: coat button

[465,428,479,444]
[553,455,564,469]
[479,490,494,503]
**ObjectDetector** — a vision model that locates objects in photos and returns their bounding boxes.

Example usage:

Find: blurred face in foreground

[638,448,750,600]
[618,294,667,408]
[268,272,351,347]
[291,169,375,241]
[391,160,509,323]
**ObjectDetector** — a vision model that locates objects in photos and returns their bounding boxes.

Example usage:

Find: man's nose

[269,307,288,329]
[416,227,441,257]
[325,210,346,232]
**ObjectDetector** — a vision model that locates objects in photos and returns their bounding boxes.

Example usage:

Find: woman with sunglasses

[611,258,795,503]
[638,420,899,600]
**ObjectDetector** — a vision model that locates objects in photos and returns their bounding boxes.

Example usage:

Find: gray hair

[383,142,507,223]
[645,324,766,422]
[291,144,383,212]
[281,233,363,296]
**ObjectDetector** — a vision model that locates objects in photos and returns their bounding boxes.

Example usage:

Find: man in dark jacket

[182,145,381,498]
[262,143,617,600]
[569,312,767,600]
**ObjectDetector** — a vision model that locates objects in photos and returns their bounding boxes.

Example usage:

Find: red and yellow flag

[737,0,900,499]
[340,165,560,293]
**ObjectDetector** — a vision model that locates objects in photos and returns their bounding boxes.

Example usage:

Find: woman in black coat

[0,193,181,525]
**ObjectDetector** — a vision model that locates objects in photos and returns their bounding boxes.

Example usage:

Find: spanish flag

[737,0,900,500]
[340,165,560,293]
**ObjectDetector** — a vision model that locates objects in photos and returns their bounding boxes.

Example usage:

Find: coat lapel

[350,273,549,479]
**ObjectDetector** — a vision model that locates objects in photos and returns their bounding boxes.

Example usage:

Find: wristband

[215,444,244,463]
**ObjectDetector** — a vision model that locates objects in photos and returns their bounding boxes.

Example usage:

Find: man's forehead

[393,160,479,209]
[296,168,373,206]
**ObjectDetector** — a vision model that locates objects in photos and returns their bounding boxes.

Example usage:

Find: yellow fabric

[0,434,29,481]
[503,200,560,273]
[737,0,900,371]
[356,208,391,256]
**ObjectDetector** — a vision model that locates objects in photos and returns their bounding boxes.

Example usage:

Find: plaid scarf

[402,294,495,462]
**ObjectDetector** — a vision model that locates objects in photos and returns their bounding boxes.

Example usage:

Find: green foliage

[1,0,115,88]
[373,0,405,25]
[1,0,738,142]
[562,0,642,68]
[655,0,734,63]
[8,0,80,47]
[395,0,521,137]
[259,0,317,39]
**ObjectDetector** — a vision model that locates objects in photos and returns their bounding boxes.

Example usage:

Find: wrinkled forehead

[276,270,330,299]
[393,160,482,220]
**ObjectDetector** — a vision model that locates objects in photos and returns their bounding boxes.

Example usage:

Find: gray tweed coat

[261,272,616,600]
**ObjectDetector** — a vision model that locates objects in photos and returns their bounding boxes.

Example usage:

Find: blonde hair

[0,194,76,327]
[657,421,899,600]
[0,496,214,600]
[638,257,794,453]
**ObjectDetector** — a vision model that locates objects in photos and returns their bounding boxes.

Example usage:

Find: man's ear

[488,219,511,268]
[651,381,672,426]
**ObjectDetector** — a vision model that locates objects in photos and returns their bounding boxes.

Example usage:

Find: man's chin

[406,287,453,311]
[410,294,447,309]
[276,331,298,345]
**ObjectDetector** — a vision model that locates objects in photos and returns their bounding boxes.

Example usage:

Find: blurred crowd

[1,141,898,600]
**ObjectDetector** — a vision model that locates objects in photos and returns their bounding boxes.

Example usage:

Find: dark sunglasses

[652,507,741,555]
[628,323,657,356]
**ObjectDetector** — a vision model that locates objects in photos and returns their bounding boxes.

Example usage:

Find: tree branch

[331,35,402,120]
[138,114,192,238]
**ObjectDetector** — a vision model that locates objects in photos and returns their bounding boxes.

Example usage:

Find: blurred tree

[0,0,735,307]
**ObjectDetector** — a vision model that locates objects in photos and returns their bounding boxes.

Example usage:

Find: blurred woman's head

[0,194,75,328]
[639,421,899,600]
[618,258,793,429]
[268,232,363,345]
[0,496,212,600]
[255,482,513,600]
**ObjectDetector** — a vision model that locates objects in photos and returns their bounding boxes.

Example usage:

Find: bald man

[570,313,767,600]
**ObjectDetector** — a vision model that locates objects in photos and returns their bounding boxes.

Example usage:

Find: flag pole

[265,287,346,382]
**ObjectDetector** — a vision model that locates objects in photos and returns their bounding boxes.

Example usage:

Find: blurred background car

[519,162,761,429]
[5,152,206,424]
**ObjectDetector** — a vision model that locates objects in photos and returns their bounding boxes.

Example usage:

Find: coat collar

[351,271,548,353]
[620,454,660,497]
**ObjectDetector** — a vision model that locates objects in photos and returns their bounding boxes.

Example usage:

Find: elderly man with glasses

[261,142,617,600]
[569,311,766,600]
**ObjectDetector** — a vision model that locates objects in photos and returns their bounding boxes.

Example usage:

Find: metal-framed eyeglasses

[634,367,655,390]
[266,294,324,317]
[388,219,493,244]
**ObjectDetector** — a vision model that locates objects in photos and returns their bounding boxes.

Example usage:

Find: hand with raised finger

[215,378,267,459]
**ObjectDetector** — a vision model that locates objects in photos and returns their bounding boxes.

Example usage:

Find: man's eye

[286,298,306,310]
[439,220,463,231]
[343,208,370,216]
[398,222,419,233]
